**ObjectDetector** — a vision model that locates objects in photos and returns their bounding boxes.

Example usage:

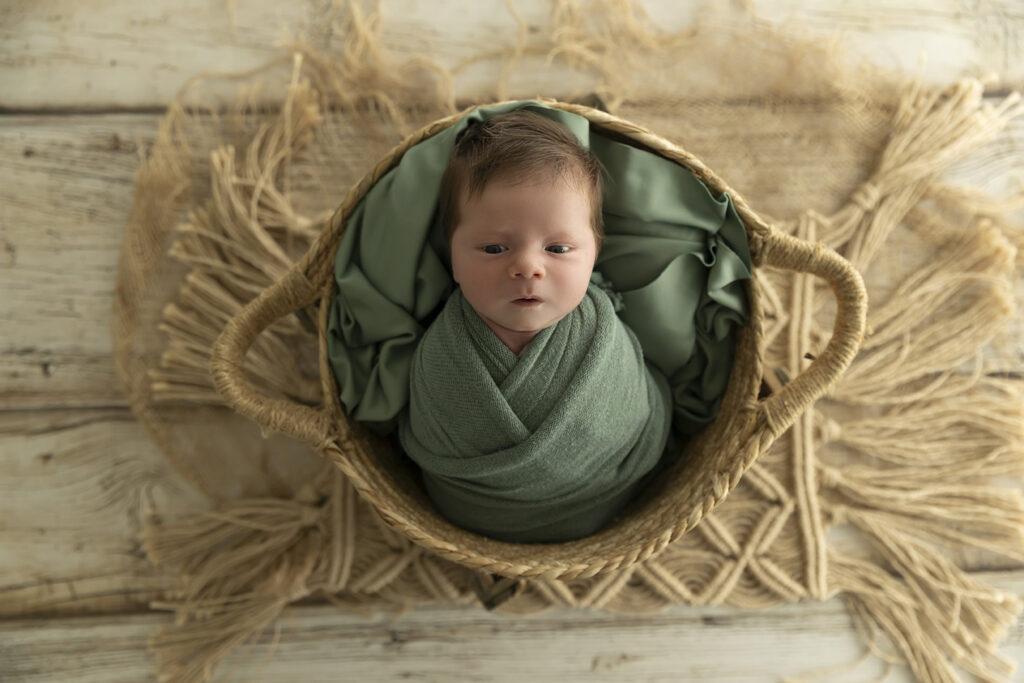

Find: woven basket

[210,99,867,585]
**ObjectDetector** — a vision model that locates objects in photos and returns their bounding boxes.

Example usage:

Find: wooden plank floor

[5,573,1023,683]
[2,1,1023,680]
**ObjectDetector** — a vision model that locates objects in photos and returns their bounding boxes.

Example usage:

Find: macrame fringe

[831,530,1022,682]
[142,506,322,683]
[771,44,1024,682]
[818,372,1024,681]
[140,466,375,683]
[834,221,1016,405]
[816,228,1024,681]
[821,76,1023,268]
[825,471,1024,562]
[150,52,326,406]
[817,383,1024,471]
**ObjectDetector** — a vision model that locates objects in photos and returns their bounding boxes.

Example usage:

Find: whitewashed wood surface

[1,1,1023,681]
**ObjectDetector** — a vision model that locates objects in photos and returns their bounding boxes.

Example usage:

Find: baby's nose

[510,252,544,278]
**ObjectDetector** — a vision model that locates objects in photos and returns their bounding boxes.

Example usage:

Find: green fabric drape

[326,100,752,438]
[397,280,674,542]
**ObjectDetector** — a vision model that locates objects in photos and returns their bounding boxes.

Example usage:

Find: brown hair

[438,109,605,253]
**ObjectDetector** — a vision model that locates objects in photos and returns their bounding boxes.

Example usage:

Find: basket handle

[210,260,334,449]
[754,228,867,437]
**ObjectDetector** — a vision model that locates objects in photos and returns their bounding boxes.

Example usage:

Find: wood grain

[2,0,1023,110]
[2,571,1022,682]
[0,408,207,618]
[750,0,1024,91]
[0,114,150,409]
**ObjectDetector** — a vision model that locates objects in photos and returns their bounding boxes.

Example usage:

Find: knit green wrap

[397,278,675,543]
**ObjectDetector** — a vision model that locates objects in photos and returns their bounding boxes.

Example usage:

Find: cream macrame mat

[112,2,1024,681]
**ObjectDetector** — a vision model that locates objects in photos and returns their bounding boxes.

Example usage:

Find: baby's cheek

[463,272,497,313]
[573,269,593,303]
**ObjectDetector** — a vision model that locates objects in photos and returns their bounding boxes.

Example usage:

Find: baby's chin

[497,311,573,334]
[488,315,550,334]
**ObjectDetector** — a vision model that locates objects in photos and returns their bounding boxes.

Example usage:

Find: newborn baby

[398,110,675,543]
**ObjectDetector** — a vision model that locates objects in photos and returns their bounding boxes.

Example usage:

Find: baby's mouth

[512,296,542,305]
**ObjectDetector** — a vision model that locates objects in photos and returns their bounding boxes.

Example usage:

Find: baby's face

[450,178,597,351]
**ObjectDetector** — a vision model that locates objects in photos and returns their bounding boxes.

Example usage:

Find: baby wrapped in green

[400,272,676,543]
[326,101,752,543]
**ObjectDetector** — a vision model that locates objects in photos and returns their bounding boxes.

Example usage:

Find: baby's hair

[438,109,605,252]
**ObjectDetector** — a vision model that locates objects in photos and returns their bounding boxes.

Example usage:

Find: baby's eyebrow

[473,229,581,242]
[483,230,577,241]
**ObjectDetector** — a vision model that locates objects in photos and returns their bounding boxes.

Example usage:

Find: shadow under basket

[210,99,867,594]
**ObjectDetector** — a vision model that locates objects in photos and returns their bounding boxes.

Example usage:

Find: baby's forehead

[460,179,595,215]
[468,166,589,193]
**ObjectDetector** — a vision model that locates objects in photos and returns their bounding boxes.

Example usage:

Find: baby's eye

[483,245,507,254]
[547,245,571,254]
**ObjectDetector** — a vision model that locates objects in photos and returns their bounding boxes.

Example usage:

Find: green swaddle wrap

[325,99,753,542]
[397,280,674,543]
